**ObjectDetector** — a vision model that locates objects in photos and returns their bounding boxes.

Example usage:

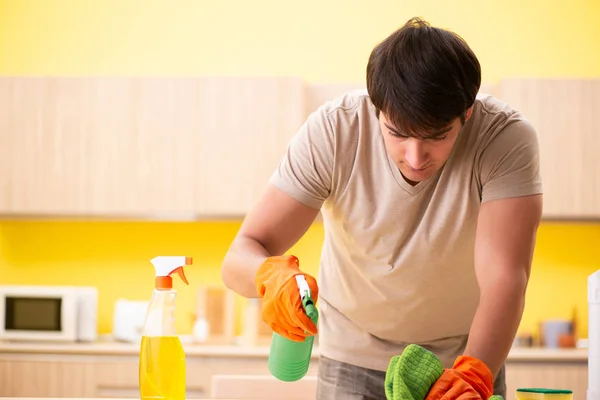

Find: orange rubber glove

[255,255,319,342]
[425,355,494,400]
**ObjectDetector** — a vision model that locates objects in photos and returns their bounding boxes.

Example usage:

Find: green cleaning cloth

[384,344,504,400]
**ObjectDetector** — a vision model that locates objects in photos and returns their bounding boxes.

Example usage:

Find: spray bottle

[139,256,192,400]
[268,275,319,382]
[588,270,600,400]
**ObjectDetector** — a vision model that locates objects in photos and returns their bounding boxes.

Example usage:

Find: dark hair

[366,17,481,139]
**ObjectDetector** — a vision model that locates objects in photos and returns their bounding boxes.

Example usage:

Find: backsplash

[0,220,598,340]
[0,220,323,336]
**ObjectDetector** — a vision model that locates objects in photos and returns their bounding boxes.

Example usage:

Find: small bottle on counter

[192,312,209,343]
[240,298,260,347]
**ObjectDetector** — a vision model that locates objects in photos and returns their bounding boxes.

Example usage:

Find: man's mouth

[406,164,430,172]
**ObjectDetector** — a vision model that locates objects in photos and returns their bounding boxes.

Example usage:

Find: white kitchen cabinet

[498,78,600,219]
[0,77,304,218]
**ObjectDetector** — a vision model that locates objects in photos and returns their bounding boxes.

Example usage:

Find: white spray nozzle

[150,256,193,288]
[295,275,311,300]
[151,256,192,277]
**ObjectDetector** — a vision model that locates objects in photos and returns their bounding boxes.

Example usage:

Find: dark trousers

[316,355,506,400]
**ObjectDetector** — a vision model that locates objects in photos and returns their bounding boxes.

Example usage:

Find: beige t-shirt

[269,89,543,371]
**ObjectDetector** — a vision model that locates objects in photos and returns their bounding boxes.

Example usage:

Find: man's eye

[432,135,448,142]
[389,131,408,139]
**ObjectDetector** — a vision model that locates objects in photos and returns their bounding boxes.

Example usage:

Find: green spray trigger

[296,275,318,325]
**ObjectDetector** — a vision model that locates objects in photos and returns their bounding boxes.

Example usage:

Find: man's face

[378,109,471,185]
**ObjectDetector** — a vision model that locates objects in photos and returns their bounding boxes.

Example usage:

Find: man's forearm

[221,236,270,298]
[463,276,528,378]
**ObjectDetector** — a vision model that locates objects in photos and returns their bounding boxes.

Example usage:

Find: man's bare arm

[221,184,321,298]
[463,194,542,377]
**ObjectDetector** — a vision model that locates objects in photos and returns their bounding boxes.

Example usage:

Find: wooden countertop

[0,339,277,357]
[507,346,588,361]
[0,339,588,361]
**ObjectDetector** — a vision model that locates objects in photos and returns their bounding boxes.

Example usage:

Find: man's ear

[465,106,474,121]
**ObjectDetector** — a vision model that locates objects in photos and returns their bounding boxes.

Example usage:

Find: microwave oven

[0,285,98,342]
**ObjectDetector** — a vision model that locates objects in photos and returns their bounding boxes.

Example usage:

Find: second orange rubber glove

[425,355,494,400]
[255,255,319,342]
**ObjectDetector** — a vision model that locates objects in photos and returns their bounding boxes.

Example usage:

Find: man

[221,17,543,400]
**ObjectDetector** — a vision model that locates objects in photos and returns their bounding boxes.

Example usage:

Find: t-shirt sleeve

[478,117,543,203]
[269,106,335,210]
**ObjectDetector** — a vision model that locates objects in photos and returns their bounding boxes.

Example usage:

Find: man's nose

[405,139,428,169]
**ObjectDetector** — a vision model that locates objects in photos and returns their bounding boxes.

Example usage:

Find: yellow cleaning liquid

[139,335,186,400]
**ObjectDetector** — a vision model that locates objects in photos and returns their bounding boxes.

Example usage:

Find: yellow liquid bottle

[139,336,186,400]
[139,256,192,400]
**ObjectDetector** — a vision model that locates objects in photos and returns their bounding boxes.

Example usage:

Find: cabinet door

[505,361,587,400]
[0,78,95,215]
[498,79,600,219]
[0,77,305,218]
[0,77,202,217]
[0,359,95,397]
[84,78,203,217]
[194,77,305,215]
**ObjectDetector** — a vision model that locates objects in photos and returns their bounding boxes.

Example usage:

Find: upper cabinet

[498,78,600,219]
[0,77,305,217]
[0,77,598,219]
[195,77,305,216]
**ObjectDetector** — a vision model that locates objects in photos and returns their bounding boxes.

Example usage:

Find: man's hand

[425,355,494,400]
[255,255,319,342]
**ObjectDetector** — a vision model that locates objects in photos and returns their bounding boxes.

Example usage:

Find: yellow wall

[1,0,599,340]
[0,221,324,335]
[1,0,599,83]
[0,221,599,339]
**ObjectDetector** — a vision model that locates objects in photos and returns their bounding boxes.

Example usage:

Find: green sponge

[384,344,504,400]
[385,344,445,400]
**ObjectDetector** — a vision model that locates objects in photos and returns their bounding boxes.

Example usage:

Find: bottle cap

[150,256,193,289]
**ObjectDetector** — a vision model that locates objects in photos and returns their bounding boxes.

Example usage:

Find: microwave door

[6,296,62,331]
[2,292,77,341]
